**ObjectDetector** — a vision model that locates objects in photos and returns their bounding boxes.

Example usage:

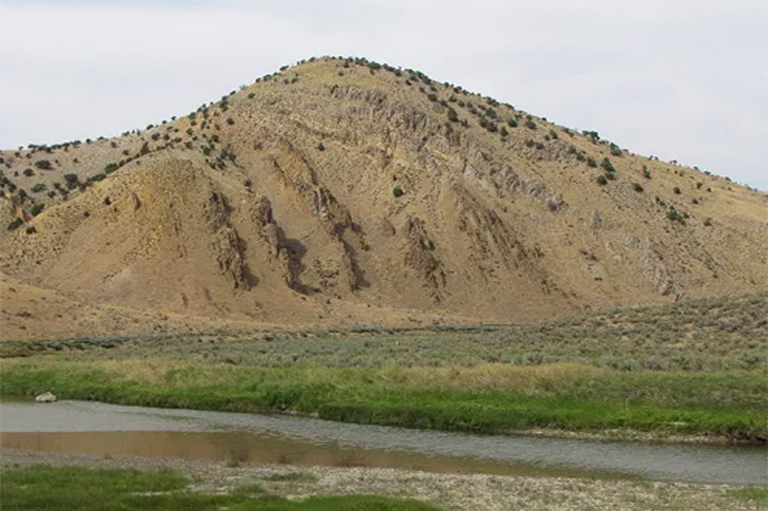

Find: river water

[1,401,765,485]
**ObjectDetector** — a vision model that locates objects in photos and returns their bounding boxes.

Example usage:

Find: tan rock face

[0,57,766,339]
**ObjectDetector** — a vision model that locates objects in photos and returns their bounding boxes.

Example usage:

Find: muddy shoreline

[1,448,764,511]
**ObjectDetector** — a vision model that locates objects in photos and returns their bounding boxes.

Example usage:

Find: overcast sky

[1,1,766,189]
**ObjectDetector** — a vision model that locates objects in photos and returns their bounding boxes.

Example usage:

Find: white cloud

[1,1,765,188]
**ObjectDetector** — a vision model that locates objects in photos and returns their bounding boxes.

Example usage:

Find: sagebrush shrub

[667,208,685,223]
[7,218,23,231]
[601,158,615,173]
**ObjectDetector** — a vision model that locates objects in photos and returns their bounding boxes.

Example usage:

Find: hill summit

[1,56,766,339]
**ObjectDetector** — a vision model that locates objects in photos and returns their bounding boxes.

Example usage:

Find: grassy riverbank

[0,465,440,511]
[2,358,764,441]
[2,449,766,511]
[1,293,766,442]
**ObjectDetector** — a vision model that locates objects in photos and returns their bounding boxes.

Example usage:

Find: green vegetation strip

[2,359,764,440]
[727,486,768,503]
[0,465,441,511]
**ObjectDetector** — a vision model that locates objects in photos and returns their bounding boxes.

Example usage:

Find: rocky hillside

[1,56,766,340]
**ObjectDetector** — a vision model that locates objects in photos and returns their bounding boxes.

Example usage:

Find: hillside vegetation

[0,56,766,338]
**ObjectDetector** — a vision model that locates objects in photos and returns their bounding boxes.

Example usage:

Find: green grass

[727,486,768,503]
[0,465,442,511]
[1,358,765,440]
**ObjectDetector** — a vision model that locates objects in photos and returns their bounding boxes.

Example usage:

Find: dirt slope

[1,56,766,340]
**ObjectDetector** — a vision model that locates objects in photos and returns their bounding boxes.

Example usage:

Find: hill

[1,56,766,340]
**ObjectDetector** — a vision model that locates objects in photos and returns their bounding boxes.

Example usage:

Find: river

[0,400,765,485]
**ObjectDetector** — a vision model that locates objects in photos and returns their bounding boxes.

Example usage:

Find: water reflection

[1,401,765,485]
[1,430,596,479]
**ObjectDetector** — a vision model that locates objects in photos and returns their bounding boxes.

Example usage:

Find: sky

[1,1,766,190]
